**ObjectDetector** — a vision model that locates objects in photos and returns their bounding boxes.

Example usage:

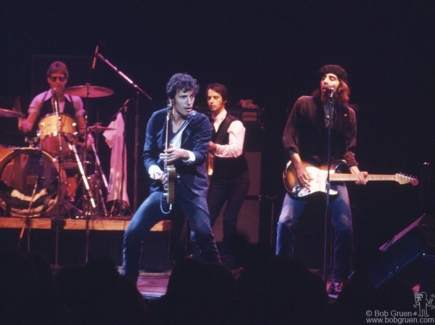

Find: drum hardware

[88,135,109,217]
[69,126,110,218]
[24,137,39,148]
[67,142,97,211]
[93,51,152,213]
[17,176,44,251]
[88,124,115,133]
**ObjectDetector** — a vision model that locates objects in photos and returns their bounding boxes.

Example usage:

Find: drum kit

[0,84,115,219]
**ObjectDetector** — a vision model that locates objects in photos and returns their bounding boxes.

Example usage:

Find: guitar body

[283,159,418,200]
[283,160,344,199]
[207,151,215,177]
[164,165,176,204]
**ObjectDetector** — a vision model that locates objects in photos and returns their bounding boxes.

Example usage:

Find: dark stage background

[1,0,434,269]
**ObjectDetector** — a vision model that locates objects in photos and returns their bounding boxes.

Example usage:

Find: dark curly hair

[166,73,200,99]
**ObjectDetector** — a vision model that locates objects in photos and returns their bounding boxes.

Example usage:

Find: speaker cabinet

[368,213,435,288]
[245,151,262,196]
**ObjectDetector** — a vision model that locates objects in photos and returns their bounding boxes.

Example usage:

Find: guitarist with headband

[122,73,220,283]
[276,65,368,298]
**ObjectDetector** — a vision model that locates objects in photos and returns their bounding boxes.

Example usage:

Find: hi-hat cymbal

[88,125,115,132]
[64,85,114,98]
[0,108,24,118]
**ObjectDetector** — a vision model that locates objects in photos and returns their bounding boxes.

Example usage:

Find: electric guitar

[283,160,419,199]
[163,108,176,204]
[207,151,215,177]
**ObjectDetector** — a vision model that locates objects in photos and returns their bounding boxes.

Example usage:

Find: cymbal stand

[68,142,97,213]
[88,135,108,217]
[17,176,41,251]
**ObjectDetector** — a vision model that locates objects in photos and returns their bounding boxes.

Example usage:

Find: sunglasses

[49,76,67,82]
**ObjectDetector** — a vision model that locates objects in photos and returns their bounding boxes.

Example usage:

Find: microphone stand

[52,92,63,268]
[95,53,152,213]
[323,92,334,285]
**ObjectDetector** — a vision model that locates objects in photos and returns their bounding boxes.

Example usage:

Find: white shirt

[148,115,195,179]
[212,109,245,158]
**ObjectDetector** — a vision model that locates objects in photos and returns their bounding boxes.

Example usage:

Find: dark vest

[39,93,76,118]
[212,114,249,180]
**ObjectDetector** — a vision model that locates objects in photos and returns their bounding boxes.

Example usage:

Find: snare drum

[38,113,77,156]
[0,147,66,217]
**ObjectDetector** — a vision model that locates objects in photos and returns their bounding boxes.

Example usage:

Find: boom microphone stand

[94,52,152,213]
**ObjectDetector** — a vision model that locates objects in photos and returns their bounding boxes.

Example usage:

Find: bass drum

[0,147,66,217]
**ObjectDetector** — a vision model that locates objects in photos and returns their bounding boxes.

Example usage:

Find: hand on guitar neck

[349,165,369,185]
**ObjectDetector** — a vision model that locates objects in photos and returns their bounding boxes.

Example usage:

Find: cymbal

[64,85,114,98]
[0,108,24,118]
[88,125,115,132]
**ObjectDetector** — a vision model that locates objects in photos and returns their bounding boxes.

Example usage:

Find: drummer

[18,61,87,137]
[17,61,91,205]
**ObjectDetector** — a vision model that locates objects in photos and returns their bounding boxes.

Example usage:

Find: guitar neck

[330,174,395,182]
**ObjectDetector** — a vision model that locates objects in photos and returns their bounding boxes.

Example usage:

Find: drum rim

[0,147,65,217]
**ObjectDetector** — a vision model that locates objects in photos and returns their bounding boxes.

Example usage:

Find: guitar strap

[170,111,196,146]
[342,105,351,139]
[214,114,235,145]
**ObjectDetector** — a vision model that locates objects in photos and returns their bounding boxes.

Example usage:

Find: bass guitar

[283,160,418,199]
[163,108,176,205]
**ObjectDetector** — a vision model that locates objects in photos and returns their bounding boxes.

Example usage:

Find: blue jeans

[207,171,250,266]
[276,183,353,282]
[122,190,220,282]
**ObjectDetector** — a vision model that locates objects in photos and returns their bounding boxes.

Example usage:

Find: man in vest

[18,61,86,136]
[206,83,250,270]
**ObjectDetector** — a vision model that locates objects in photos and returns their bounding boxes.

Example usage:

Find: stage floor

[0,216,172,232]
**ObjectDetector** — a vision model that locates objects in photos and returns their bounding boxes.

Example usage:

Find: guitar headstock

[394,173,419,186]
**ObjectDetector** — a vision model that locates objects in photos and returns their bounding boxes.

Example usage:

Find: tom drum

[38,113,77,156]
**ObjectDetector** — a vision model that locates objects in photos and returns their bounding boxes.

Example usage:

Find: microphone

[52,87,58,103]
[111,98,134,121]
[326,87,335,97]
[52,88,59,113]
[122,98,133,108]
[91,44,99,69]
